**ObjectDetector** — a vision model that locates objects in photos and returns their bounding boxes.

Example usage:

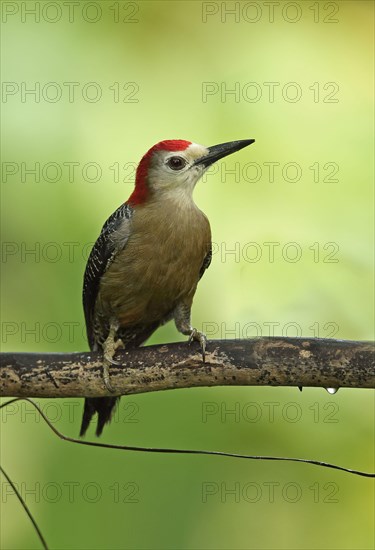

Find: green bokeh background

[1,1,374,549]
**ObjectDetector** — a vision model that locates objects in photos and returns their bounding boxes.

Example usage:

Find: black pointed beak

[194,139,255,167]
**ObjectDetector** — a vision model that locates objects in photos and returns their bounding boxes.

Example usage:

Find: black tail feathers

[80,397,120,437]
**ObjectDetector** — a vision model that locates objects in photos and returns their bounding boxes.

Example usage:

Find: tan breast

[96,198,211,328]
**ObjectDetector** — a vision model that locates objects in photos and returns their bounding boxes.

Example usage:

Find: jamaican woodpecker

[80,138,255,436]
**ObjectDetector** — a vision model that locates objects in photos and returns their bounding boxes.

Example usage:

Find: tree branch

[0,337,374,398]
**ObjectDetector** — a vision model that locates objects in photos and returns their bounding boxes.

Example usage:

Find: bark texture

[1,338,374,398]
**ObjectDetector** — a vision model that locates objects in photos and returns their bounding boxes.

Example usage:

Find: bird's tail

[80,397,120,437]
[80,325,160,437]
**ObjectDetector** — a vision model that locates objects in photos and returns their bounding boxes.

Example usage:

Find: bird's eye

[167,156,187,171]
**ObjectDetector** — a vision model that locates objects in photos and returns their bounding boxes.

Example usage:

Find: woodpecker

[80,138,255,437]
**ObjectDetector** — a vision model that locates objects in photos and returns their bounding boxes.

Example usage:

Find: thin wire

[1,397,374,478]
[0,465,49,550]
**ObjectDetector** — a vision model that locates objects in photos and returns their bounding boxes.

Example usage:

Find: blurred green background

[1,1,374,549]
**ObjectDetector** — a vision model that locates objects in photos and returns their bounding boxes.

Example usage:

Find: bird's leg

[102,321,124,393]
[174,303,207,362]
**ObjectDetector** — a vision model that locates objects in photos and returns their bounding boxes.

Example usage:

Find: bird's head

[127,138,255,206]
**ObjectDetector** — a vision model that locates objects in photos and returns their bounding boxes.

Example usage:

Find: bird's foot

[189,328,207,362]
[103,361,115,393]
[102,337,124,393]
[103,338,124,365]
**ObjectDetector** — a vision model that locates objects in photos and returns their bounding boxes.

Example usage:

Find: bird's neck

[137,185,199,213]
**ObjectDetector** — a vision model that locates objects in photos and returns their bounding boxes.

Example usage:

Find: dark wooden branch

[0,338,374,398]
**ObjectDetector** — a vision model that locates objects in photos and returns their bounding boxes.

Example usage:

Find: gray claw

[104,353,120,366]
[189,328,207,363]
[103,361,115,393]
[101,328,123,393]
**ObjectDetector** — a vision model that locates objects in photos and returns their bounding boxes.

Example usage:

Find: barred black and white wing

[199,245,212,280]
[83,202,134,349]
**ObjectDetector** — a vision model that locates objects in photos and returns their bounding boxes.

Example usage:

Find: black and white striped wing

[83,203,133,349]
[199,245,212,280]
